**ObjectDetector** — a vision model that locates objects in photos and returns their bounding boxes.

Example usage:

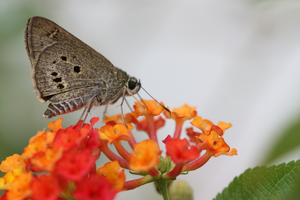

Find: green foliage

[263,116,300,165]
[214,160,300,200]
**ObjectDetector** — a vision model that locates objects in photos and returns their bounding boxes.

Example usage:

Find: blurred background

[1,0,300,199]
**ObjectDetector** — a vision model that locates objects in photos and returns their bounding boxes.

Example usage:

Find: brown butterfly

[25,16,141,124]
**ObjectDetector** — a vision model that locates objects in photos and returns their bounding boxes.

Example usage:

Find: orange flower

[97,161,125,191]
[23,130,56,159]
[164,104,197,138]
[164,104,197,122]
[29,147,63,172]
[217,121,233,133]
[47,118,63,132]
[190,116,214,134]
[0,173,15,190]
[0,155,27,191]
[195,125,237,157]
[103,112,140,126]
[134,100,165,116]
[190,116,237,157]
[6,172,32,200]
[0,154,26,174]
[103,114,124,124]
[22,137,45,159]
[129,139,161,173]
[99,124,133,144]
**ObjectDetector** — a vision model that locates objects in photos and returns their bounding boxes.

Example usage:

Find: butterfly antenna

[141,86,171,115]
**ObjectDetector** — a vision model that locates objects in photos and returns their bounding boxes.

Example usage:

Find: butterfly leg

[77,106,88,124]
[102,105,108,120]
[124,98,133,113]
[120,89,128,129]
[79,98,95,128]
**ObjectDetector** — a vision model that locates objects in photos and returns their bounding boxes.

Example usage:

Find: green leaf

[263,116,300,165]
[214,160,300,200]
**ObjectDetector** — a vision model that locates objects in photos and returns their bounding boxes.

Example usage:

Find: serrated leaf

[214,160,300,200]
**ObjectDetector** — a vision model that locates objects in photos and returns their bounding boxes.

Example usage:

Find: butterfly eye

[128,78,137,90]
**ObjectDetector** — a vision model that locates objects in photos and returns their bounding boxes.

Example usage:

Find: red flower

[0,191,8,200]
[164,138,200,178]
[166,138,200,164]
[54,150,95,182]
[162,135,173,144]
[186,127,201,144]
[52,128,83,150]
[30,174,59,200]
[73,174,117,200]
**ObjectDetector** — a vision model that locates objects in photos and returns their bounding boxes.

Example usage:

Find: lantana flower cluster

[0,100,237,200]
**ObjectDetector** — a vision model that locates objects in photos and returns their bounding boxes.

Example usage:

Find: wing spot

[53,78,62,82]
[51,72,58,76]
[61,56,67,61]
[74,66,81,73]
[57,84,65,89]
[52,60,57,64]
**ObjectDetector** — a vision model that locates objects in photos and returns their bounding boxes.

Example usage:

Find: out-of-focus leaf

[263,116,300,165]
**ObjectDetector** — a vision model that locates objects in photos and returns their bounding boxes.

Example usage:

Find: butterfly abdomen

[43,98,86,118]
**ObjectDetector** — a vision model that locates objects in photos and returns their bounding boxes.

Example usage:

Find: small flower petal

[97,161,125,191]
[73,174,117,200]
[6,172,32,200]
[217,121,232,132]
[30,174,60,200]
[99,124,133,144]
[134,100,165,116]
[191,116,214,134]
[54,150,95,182]
[164,104,197,123]
[129,139,161,172]
[166,138,200,164]
[0,154,26,174]
[196,125,236,157]
[186,128,201,144]
[47,118,63,133]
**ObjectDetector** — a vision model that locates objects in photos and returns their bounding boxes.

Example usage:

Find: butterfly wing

[25,16,115,103]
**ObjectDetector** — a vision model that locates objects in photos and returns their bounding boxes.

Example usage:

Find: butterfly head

[126,77,141,96]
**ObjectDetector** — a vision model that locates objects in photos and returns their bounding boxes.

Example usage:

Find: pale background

[1,0,300,199]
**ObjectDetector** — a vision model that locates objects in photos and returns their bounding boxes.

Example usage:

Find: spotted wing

[25,16,115,103]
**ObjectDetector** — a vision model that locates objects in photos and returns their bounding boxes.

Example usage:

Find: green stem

[156,180,170,200]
